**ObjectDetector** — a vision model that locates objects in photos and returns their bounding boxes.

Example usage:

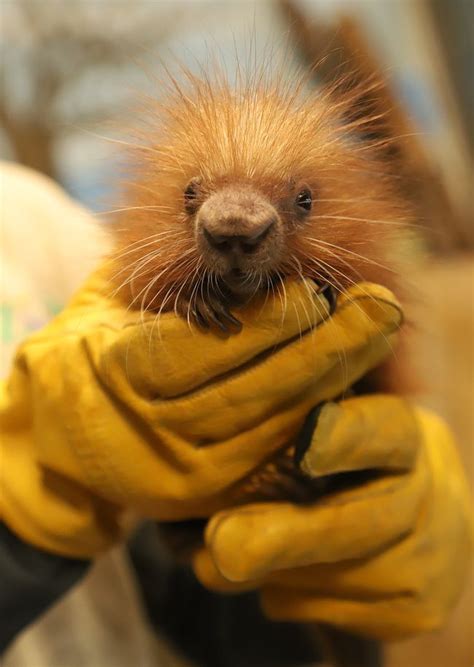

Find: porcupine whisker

[151,260,196,324]
[112,247,167,281]
[207,270,220,314]
[207,271,217,302]
[106,247,186,294]
[305,238,393,308]
[191,264,209,332]
[303,248,370,300]
[308,206,418,229]
[305,237,396,275]
[140,274,171,337]
[147,279,182,349]
[287,253,331,331]
[286,260,308,342]
[288,257,322,340]
[275,277,289,341]
[205,273,212,314]
[141,249,198,318]
[211,271,226,301]
[296,258,350,390]
[199,270,207,319]
[115,252,191,380]
[309,241,380,289]
[117,251,163,297]
[149,255,201,347]
[140,252,196,326]
[105,228,182,248]
[240,269,258,290]
[254,271,281,331]
[96,205,176,217]
[247,272,263,307]
[304,243,371,288]
[108,229,188,264]
[323,262,399,362]
[105,237,188,290]
[171,257,203,332]
[267,274,277,316]
[148,274,186,346]
[202,270,221,323]
[268,278,285,344]
[312,214,416,230]
[129,261,177,320]
[111,227,187,250]
[129,247,196,315]
[110,249,172,303]
[185,261,207,333]
[109,232,189,270]
[291,282,304,342]
[314,256,399,364]
[257,272,273,315]
[167,278,188,327]
[304,253,398,361]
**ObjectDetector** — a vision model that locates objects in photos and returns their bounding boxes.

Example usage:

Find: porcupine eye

[184,177,201,214]
[295,188,312,212]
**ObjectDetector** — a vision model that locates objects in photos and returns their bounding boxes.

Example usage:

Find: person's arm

[0,522,90,652]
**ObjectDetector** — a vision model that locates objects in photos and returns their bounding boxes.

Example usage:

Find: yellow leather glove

[0,273,402,559]
[194,397,473,640]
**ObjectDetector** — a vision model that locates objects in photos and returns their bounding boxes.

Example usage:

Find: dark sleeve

[0,522,90,653]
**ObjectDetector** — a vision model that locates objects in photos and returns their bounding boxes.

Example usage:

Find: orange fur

[108,64,413,318]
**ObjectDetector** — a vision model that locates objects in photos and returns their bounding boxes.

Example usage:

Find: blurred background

[1,0,472,232]
[1,1,472,666]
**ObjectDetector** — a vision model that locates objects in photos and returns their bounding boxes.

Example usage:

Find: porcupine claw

[179,282,335,334]
[316,281,337,315]
[177,291,242,335]
[210,299,243,333]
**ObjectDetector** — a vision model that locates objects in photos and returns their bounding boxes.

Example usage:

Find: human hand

[194,396,473,640]
[1,273,402,559]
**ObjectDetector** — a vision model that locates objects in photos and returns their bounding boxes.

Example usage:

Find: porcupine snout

[195,183,284,294]
[203,217,274,256]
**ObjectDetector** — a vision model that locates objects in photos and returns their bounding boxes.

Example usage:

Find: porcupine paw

[176,291,242,335]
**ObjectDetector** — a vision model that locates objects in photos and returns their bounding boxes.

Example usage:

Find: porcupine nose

[203,218,275,256]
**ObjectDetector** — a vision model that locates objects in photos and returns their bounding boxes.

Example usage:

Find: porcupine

[108,63,412,506]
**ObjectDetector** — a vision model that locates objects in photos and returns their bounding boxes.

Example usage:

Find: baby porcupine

[109,62,411,502]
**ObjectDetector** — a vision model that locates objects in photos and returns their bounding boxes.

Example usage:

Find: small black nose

[203,218,275,255]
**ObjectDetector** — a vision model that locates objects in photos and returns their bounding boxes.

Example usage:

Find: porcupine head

[109,60,411,334]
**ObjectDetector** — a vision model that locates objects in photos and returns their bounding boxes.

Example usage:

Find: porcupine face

[112,71,408,330]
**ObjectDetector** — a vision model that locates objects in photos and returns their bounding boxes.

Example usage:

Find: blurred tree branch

[278,0,472,253]
[0,0,201,179]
